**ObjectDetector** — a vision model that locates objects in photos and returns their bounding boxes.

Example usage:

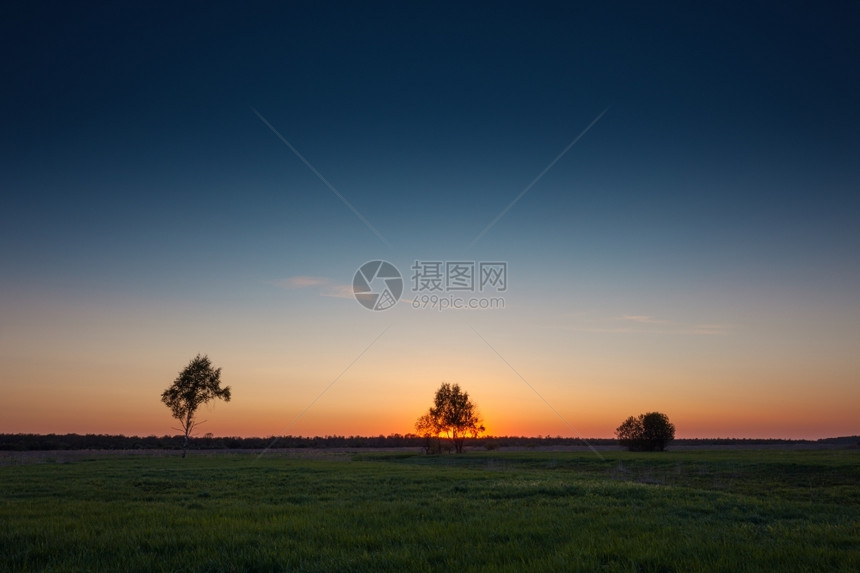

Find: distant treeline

[1,433,857,451]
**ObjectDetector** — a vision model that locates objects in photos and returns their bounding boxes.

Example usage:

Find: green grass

[1,448,858,572]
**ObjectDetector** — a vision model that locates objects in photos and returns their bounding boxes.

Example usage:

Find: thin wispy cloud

[276,276,329,288]
[690,323,733,335]
[617,315,670,325]
[321,284,355,300]
[560,313,733,336]
[271,276,354,299]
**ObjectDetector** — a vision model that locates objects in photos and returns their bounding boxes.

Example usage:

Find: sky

[1,1,858,439]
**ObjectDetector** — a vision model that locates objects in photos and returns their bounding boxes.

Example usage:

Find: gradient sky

[2,2,858,439]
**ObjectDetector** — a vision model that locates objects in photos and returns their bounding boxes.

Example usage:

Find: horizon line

[1,432,856,442]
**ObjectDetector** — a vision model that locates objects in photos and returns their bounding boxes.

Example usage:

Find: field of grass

[1,447,858,572]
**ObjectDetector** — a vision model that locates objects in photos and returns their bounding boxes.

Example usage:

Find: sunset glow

[1,3,858,441]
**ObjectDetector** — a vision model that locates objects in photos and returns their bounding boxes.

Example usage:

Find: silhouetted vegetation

[161,354,231,457]
[0,433,852,452]
[415,382,485,453]
[616,412,676,451]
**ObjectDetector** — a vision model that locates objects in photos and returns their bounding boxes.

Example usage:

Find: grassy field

[1,447,858,572]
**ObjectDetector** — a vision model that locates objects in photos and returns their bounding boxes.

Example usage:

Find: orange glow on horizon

[1,332,857,441]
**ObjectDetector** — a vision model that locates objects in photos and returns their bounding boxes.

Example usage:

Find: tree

[415,382,484,453]
[161,354,231,457]
[615,411,675,451]
[616,416,642,450]
[415,412,440,454]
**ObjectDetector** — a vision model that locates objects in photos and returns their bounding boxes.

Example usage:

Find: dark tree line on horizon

[1,433,854,452]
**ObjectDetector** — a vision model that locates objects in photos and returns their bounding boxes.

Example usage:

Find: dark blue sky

[4,3,858,269]
[1,2,859,437]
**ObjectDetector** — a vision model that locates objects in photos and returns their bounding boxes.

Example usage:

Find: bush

[616,412,675,451]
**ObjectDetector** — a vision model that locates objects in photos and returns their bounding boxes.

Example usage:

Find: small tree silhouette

[616,412,675,451]
[161,354,231,457]
[415,382,484,453]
